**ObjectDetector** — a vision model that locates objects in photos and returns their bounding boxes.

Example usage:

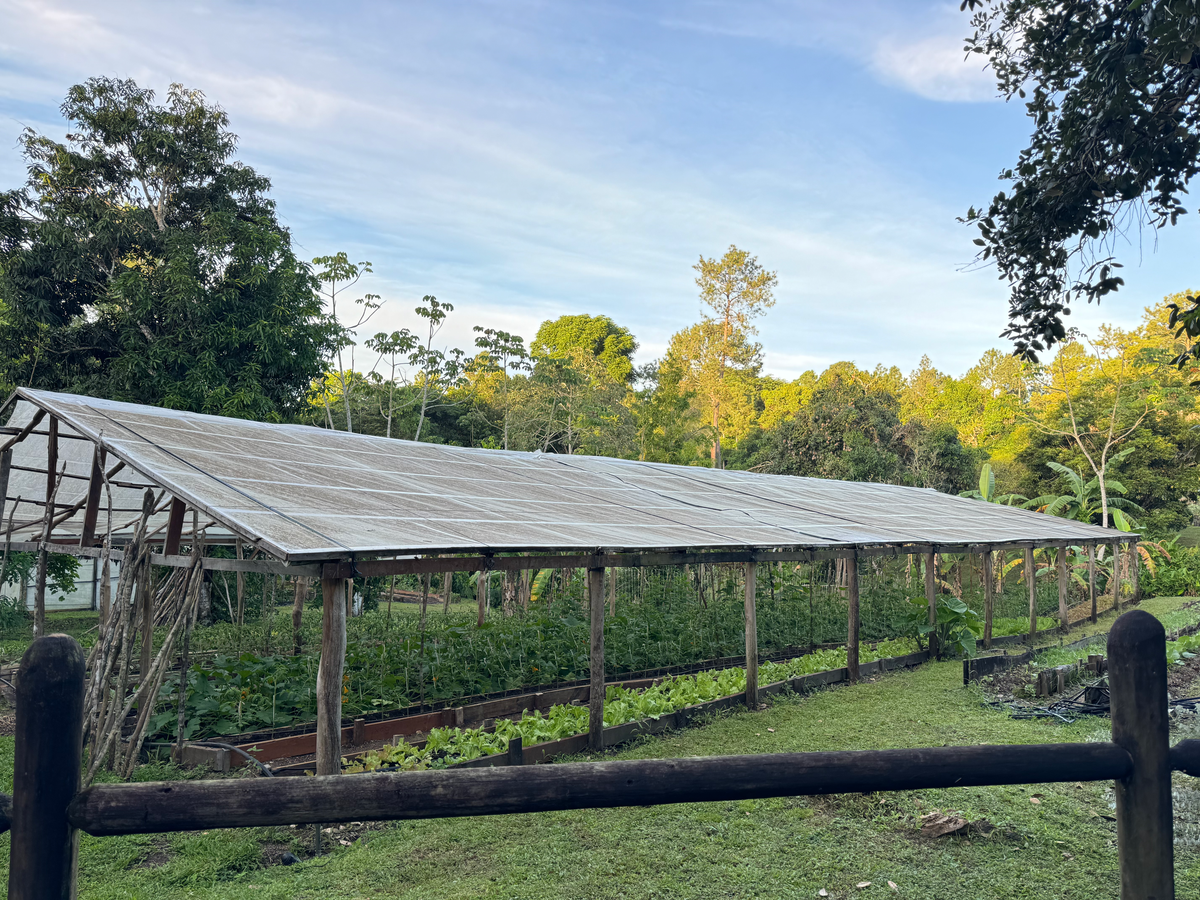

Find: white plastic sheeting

[5,389,1127,563]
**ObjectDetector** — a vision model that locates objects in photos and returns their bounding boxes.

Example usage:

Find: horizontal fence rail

[6,610,1189,899]
[68,742,1134,836]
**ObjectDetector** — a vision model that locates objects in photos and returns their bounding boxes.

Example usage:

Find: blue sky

[2,0,1196,379]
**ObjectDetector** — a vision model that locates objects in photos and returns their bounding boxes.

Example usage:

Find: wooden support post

[1088,544,1098,624]
[9,634,85,900]
[1112,541,1122,610]
[1108,609,1173,899]
[138,556,153,681]
[163,498,185,557]
[608,567,617,616]
[345,578,354,619]
[1025,548,1036,637]
[235,539,245,627]
[588,566,605,752]
[292,577,307,656]
[477,567,487,627]
[1131,543,1141,604]
[316,574,347,776]
[846,553,859,683]
[982,548,994,650]
[1057,546,1069,634]
[923,551,938,658]
[0,447,11,537]
[78,447,105,548]
[745,560,759,706]
[33,418,57,639]
[442,564,453,612]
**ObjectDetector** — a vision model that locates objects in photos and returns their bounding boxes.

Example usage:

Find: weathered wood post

[1057,545,1069,634]
[1131,542,1141,604]
[1108,609,1173,899]
[477,565,488,627]
[846,553,860,683]
[1025,547,1036,638]
[316,571,347,776]
[745,560,759,706]
[588,565,605,751]
[982,548,994,650]
[292,577,307,656]
[1088,544,1098,624]
[1112,540,1122,610]
[608,567,617,616]
[923,550,938,658]
[9,634,85,899]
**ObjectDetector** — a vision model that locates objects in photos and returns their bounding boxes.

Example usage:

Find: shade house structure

[0,388,1133,773]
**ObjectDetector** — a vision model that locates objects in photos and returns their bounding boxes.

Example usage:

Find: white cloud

[872,30,997,102]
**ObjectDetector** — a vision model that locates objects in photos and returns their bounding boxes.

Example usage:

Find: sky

[1,0,1196,381]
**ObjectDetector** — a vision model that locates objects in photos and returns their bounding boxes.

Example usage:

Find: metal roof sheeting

[9,388,1127,562]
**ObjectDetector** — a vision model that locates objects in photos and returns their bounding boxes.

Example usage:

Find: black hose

[194,741,275,777]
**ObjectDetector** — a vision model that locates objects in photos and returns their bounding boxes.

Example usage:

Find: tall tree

[961,0,1200,359]
[530,314,638,386]
[471,328,531,450]
[0,78,337,419]
[692,245,777,467]
[312,253,382,432]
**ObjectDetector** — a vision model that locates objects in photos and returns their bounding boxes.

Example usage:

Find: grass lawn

[0,597,1196,898]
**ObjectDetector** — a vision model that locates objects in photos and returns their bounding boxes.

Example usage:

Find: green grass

[0,598,1195,898]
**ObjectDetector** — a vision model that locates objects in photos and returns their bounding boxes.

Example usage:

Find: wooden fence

[5,609,1195,898]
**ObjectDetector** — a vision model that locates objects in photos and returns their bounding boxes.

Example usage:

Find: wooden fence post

[846,553,859,683]
[316,573,347,776]
[9,634,85,899]
[588,566,605,751]
[1108,609,1173,899]
[1057,545,1069,634]
[982,548,994,650]
[292,577,306,656]
[1088,544,1098,624]
[477,566,488,627]
[745,560,758,706]
[923,551,938,659]
[1025,547,1036,638]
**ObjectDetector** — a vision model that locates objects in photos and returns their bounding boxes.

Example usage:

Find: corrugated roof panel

[6,389,1130,561]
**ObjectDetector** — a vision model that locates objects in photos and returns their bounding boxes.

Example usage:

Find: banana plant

[960,462,1028,506]
[1025,460,1144,524]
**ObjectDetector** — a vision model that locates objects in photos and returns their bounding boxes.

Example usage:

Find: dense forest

[2,78,1198,542]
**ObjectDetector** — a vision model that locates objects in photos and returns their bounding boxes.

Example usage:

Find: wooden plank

[1057,546,1069,634]
[982,549,994,650]
[163,498,186,556]
[1108,609,1173,899]
[68,741,1133,836]
[78,447,106,547]
[1026,547,1037,637]
[588,566,605,751]
[316,575,347,776]
[745,560,758,707]
[10,635,85,898]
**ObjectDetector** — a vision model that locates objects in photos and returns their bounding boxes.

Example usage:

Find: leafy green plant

[903,595,982,659]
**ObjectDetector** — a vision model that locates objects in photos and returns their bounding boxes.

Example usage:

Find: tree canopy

[531,314,637,385]
[0,78,337,420]
[962,0,1200,360]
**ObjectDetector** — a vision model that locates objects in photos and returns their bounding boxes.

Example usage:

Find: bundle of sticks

[81,490,206,783]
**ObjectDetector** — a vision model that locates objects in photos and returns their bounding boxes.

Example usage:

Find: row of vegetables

[342,638,918,773]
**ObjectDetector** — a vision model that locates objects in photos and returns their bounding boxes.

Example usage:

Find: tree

[471,328,531,450]
[312,253,382,432]
[961,0,1200,359]
[1025,458,1145,525]
[0,78,337,420]
[1024,335,1149,528]
[666,321,763,462]
[755,374,907,483]
[692,246,777,467]
[530,315,637,386]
